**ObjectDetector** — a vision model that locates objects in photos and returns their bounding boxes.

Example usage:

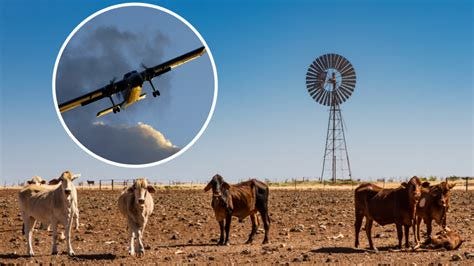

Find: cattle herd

[16,171,462,258]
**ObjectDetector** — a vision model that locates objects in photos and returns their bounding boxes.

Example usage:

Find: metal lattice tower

[305,54,356,183]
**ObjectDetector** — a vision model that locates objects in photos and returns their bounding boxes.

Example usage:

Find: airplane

[58,46,207,117]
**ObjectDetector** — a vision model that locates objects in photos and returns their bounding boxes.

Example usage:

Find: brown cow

[415,181,455,244]
[204,174,270,245]
[428,229,463,250]
[354,176,422,250]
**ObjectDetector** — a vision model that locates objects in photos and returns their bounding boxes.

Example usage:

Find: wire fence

[2,176,474,191]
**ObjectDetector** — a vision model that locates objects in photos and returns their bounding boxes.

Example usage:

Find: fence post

[466,177,468,192]
[99,180,102,191]
[111,179,114,191]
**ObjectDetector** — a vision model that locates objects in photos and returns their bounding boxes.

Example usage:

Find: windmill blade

[315,89,326,104]
[306,53,356,106]
[312,88,324,102]
[324,91,330,106]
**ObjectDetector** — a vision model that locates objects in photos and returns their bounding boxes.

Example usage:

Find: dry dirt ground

[0,188,472,264]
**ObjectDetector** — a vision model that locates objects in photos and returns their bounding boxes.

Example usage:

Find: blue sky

[1,0,472,184]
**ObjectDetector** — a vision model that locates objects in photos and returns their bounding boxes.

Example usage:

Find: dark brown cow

[415,181,455,243]
[354,176,422,250]
[204,174,270,245]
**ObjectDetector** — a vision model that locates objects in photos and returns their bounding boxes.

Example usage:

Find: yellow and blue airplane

[58,46,206,117]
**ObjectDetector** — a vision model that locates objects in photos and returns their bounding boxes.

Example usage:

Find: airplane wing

[58,46,207,114]
[58,79,127,113]
[140,46,207,81]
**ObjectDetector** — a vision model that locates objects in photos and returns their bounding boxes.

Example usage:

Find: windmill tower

[305,54,356,183]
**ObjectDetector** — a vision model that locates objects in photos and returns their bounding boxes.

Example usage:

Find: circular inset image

[53,3,217,167]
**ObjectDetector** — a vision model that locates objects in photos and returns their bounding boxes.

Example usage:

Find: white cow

[18,171,79,256]
[118,178,156,256]
[23,176,80,233]
[47,178,80,231]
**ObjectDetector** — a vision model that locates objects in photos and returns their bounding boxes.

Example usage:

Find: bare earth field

[0,188,472,264]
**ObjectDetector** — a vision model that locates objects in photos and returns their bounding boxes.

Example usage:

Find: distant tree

[428,176,437,182]
[419,176,428,182]
[447,175,460,181]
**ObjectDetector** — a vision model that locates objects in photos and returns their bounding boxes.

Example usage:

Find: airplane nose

[138,199,145,204]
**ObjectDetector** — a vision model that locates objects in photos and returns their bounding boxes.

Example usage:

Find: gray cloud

[79,122,180,164]
[55,25,178,164]
[56,25,171,106]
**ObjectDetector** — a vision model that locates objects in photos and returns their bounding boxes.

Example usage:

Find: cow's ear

[40,180,46,185]
[448,183,456,189]
[221,182,231,191]
[49,179,61,185]
[27,181,33,185]
[147,185,156,193]
[422,182,430,188]
[204,182,212,192]
[127,185,135,193]
[400,182,408,188]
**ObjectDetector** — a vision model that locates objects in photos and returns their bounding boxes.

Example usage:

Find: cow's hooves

[369,247,378,253]
[68,251,75,256]
[245,240,253,244]
[262,240,269,244]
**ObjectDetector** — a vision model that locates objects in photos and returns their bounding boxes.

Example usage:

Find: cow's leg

[256,207,270,244]
[404,224,410,248]
[51,221,58,255]
[137,228,145,257]
[24,216,36,256]
[365,219,376,251]
[224,214,232,245]
[246,214,258,244]
[142,217,148,233]
[425,219,432,244]
[65,213,75,256]
[128,225,136,256]
[74,208,79,231]
[415,216,422,244]
[217,220,225,245]
[396,224,403,249]
[354,211,364,248]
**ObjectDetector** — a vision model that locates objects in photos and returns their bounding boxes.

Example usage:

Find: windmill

[305,54,356,183]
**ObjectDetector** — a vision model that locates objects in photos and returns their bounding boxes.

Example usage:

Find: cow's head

[204,174,232,211]
[128,178,156,207]
[27,176,46,185]
[49,171,79,198]
[430,181,455,208]
[405,176,422,203]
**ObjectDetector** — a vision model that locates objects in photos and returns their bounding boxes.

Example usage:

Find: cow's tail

[264,185,271,223]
